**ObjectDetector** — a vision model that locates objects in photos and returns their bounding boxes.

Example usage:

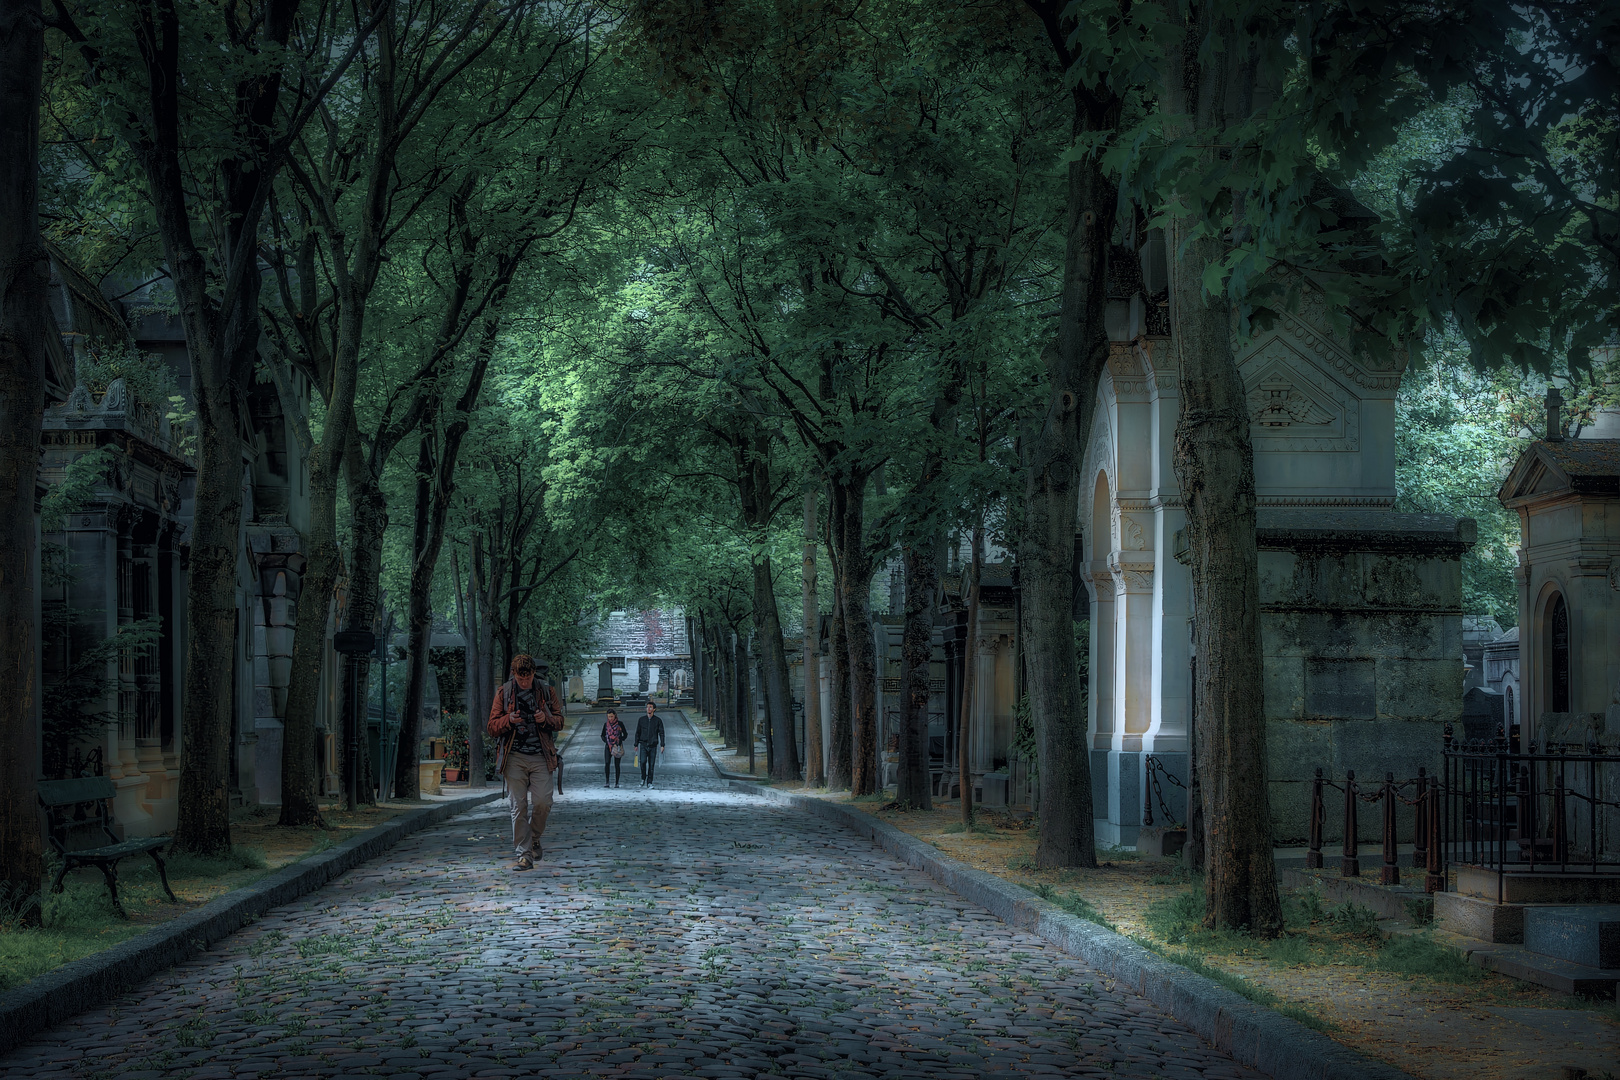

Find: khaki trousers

[504,750,554,857]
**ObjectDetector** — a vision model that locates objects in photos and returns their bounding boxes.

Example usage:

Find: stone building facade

[579,609,691,700]
[39,251,341,834]
[1079,270,1472,845]
[1498,419,1620,748]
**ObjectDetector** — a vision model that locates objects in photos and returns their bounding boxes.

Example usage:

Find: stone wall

[1258,511,1474,842]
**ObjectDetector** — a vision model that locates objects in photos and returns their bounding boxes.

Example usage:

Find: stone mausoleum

[1081,251,1473,846]
[40,248,346,835]
[1498,402,1620,747]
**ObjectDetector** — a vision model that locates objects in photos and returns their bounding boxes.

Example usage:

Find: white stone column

[1089,563,1116,751]
[1109,555,1155,752]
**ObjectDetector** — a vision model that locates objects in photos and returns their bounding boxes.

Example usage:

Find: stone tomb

[1081,283,1471,846]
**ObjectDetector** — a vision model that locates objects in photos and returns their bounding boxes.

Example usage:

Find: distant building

[578,609,691,699]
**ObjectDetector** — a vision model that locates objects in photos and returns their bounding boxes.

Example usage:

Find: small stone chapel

[1081,246,1474,846]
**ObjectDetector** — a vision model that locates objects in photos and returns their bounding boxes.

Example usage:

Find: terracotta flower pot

[442,768,463,782]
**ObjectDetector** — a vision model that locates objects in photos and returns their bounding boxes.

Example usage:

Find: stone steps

[1430,928,1620,998]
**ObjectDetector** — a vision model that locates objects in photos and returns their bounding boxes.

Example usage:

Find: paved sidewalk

[0,721,1266,1080]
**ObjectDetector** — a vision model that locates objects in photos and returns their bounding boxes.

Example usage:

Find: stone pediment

[1499,440,1620,505]
[1238,336,1359,452]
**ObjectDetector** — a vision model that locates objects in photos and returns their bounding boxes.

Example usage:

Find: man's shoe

[513,855,533,871]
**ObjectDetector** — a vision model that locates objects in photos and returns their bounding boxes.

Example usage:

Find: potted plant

[441,714,470,783]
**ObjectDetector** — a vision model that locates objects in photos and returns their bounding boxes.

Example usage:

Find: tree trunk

[276,448,339,825]
[840,478,878,796]
[734,630,751,773]
[758,653,773,777]
[0,0,47,920]
[695,612,711,722]
[1022,155,1119,868]
[1164,1,1281,937]
[469,534,493,786]
[711,621,730,743]
[801,491,823,785]
[175,376,248,853]
[827,565,852,791]
[1016,0,1125,870]
[342,429,388,794]
[1170,225,1279,931]
[959,525,982,825]
[395,434,436,799]
[685,613,700,712]
[754,558,799,780]
[897,540,935,809]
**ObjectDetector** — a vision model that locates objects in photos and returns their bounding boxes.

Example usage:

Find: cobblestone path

[2,716,1266,1080]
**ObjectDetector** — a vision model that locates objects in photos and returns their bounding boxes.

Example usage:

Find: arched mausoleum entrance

[1548,592,1571,715]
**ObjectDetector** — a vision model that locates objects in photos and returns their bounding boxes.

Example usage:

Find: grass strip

[0,839,333,992]
[1142,940,1338,1033]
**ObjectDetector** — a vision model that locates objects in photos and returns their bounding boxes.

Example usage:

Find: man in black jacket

[633,701,666,788]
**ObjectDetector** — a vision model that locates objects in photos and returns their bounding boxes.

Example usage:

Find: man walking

[488,655,564,870]
[633,700,666,788]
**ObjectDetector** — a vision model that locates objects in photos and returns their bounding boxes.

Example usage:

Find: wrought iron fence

[1299,768,1444,891]
[1443,729,1620,882]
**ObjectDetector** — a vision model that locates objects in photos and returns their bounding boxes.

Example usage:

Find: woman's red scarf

[603,717,626,747]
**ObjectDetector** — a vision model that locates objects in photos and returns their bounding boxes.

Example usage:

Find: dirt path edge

[0,789,504,1055]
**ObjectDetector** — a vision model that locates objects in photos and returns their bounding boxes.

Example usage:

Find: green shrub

[1330,902,1382,940]
[1286,888,1327,927]
[1402,895,1435,926]
[1370,933,1481,982]
[1145,889,1205,944]
[1262,934,1314,967]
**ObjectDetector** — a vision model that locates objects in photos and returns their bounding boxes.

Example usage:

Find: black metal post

[1425,784,1444,893]
[1412,767,1427,869]
[1381,771,1400,885]
[1307,768,1324,870]
[1342,770,1360,878]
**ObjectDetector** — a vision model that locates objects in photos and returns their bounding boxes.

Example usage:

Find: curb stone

[726,780,1416,1080]
[0,789,504,1056]
[675,709,767,781]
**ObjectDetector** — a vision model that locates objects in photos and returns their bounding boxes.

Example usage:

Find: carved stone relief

[1120,516,1147,551]
[1238,336,1359,452]
[1112,567,1154,595]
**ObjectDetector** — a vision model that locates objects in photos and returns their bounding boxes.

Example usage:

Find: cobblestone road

[2,716,1266,1080]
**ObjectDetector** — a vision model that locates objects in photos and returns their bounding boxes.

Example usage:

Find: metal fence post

[1307,767,1324,870]
[1381,771,1400,885]
[1412,767,1428,869]
[1425,783,1444,893]
[1342,770,1360,878]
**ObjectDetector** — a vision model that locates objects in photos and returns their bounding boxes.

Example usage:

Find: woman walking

[601,709,627,788]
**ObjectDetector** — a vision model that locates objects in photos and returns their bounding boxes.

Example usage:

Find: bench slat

[37,777,117,806]
[64,837,171,861]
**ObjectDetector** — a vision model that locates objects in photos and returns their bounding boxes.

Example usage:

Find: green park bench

[38,777,177,917]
